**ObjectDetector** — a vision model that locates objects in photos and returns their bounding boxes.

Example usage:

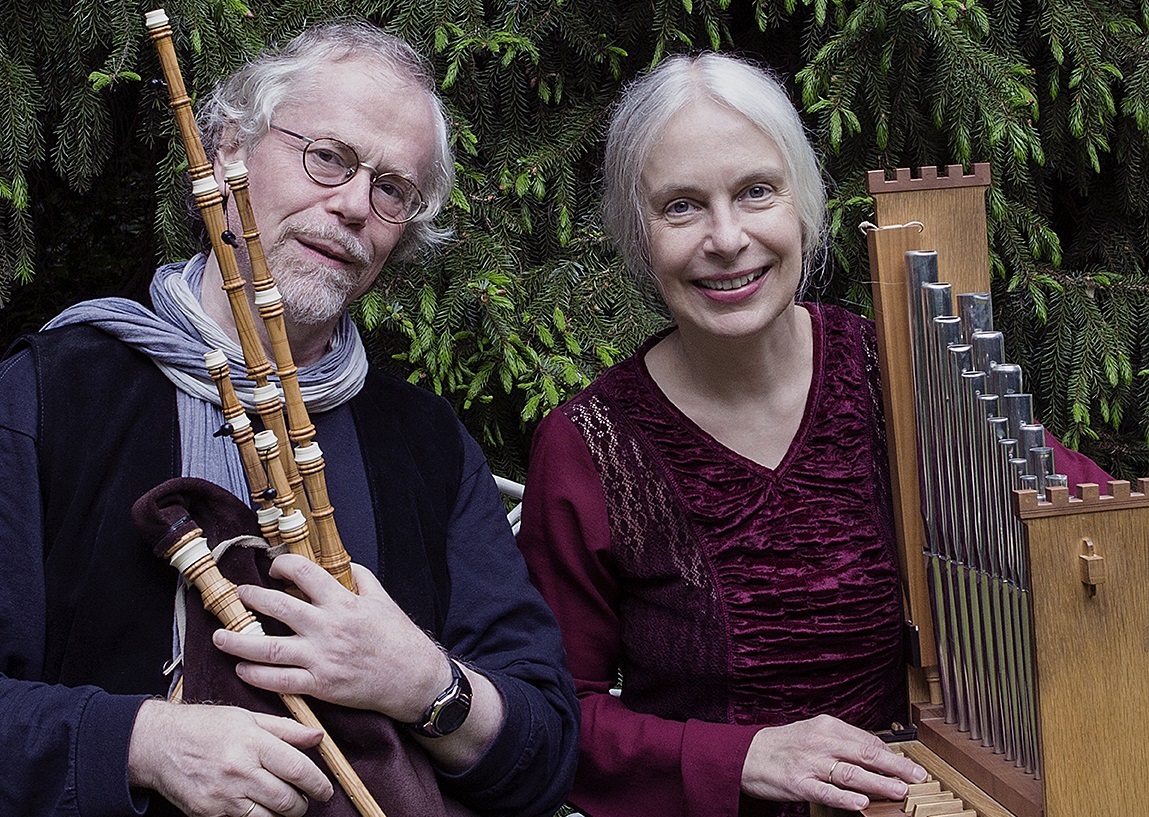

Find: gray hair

[198,21,453,263]
[602,52,826,298]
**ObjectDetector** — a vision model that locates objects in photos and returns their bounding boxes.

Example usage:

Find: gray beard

[272,255,357,326]
[264,225,371,326]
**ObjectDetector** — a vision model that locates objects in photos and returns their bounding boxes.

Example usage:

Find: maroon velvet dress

[518,300,1115,817]
[518,303,907,817]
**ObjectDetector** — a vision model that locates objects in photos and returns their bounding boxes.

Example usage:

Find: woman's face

[640,98,804,343]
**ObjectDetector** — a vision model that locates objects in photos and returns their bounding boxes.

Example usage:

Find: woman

[518,51,1113,816]
[516,52,927,817]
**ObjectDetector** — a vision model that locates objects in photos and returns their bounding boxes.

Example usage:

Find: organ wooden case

[813,165,1149,817]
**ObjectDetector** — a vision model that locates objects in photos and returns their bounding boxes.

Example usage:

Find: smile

[280,222,372,269]
[298,239,353,264]
[695,269,765,291]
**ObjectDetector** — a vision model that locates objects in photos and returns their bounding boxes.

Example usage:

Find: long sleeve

[0,349,149,817]
[435,430,580,816]
[517,408,760,817]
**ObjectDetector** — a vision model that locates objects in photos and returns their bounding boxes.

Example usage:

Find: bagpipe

[137,11,473,817]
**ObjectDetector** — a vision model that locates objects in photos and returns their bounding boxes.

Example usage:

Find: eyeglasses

[270,125,426,224]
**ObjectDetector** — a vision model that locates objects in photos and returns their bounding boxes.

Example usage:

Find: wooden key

[906,781,943,797]
[904,792,955,813]
[914,801,968,816]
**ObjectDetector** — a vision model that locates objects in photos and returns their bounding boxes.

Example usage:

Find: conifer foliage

[3,0,1148,478]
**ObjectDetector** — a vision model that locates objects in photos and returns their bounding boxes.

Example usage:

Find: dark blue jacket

[0,323,577,816]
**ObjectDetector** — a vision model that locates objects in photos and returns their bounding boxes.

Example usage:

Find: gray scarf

[43,254,369,500]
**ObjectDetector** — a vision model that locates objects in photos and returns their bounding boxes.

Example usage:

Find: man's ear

[211,132,248,196]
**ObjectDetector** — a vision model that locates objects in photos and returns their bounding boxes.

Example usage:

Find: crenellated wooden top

[1013,478,1149,518]
[866,163,992,194]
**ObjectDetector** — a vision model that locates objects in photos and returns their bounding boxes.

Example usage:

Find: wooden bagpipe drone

[134,10,444,817]
[814,166,1149,817]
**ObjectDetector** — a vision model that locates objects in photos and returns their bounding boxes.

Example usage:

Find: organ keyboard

[813,739,1009,817]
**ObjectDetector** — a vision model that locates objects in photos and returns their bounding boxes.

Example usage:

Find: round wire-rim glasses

[270,125,426,224]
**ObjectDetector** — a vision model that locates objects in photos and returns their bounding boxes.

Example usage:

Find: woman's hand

[740,714,927,811]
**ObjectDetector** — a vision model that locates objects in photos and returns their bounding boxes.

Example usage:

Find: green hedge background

[3,0,1148,480]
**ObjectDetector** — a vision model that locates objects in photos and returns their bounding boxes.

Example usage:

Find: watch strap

[406,656,473,738]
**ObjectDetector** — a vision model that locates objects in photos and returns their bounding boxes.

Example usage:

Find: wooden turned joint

[1079,537,1105,595]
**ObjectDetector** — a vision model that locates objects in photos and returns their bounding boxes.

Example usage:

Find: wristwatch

[407,656,473,738]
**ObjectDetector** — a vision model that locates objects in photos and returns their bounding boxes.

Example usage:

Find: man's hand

[213,555,447,721]
[128,698,333,817]
[741,714,927,811]
[212,555,506,772]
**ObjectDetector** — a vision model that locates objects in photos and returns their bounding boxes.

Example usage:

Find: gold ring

[827,759,841,785]
[241,802,257,817]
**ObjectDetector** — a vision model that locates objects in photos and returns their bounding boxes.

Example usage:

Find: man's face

[217,58,438,326]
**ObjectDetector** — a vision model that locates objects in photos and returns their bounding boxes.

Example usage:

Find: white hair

[602,52,826,298]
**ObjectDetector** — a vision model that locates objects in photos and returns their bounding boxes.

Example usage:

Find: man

[0,21,577,817]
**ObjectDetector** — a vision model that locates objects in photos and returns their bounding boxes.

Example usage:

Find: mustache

[275,220,372,266]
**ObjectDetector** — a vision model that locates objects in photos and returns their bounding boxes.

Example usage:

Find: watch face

[434,696,471,735]
[413,658,473,737]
